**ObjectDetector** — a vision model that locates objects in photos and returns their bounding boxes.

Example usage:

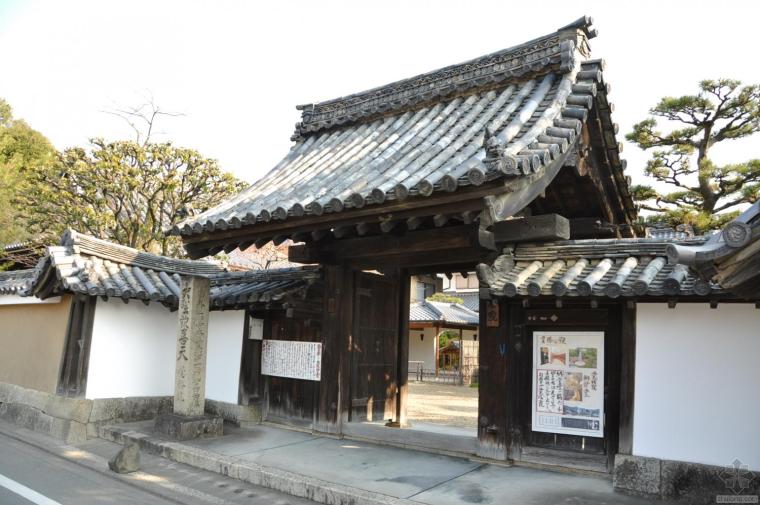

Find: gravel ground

[407,381,478,428]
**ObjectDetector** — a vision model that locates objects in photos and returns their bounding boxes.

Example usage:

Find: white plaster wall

[408,327,438,370]
[461,329,478,341]
[86,298,176,399]
[0,294,61,305]
[205,311,244,404]
[634,304,760,469]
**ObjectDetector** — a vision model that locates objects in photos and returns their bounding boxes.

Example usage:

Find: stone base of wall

[614,454,760,504]
[205,399,261,425]
[0,381,261,443]
[155,413,224,440]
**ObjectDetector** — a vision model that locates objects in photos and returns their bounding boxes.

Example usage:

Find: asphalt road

[0,429,314,505]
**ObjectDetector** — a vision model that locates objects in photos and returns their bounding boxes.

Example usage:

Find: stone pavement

[100,420,670,505]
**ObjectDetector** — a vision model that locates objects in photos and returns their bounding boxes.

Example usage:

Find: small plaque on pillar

[486,301,500,327]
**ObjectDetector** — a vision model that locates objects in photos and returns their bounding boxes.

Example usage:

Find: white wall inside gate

[86,298,245,403]
[86,298,176,399]
[205,311,244,404]
[634,303,760,469]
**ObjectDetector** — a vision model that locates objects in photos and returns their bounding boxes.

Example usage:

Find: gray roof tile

[478,237,729,299]
[0,269,35,295]
[410,300,479,325]
[26,230,320,309]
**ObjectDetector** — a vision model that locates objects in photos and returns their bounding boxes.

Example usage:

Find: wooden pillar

[618,302,636,455]
[458,327,463,372]
[435,324,441,375]
[477,297,509,460]
[316,264,353,434]
[174,276,210,417]
[395,268,411,427]
[504,301,524,460]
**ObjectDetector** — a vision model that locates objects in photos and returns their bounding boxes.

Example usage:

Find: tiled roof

[441,290,480,312]
[27,230,320,309]
[668,201,760,298]
[173,17,632,241]
[410,300,479,326]
[477,237,732,299]
[0,269,35,295]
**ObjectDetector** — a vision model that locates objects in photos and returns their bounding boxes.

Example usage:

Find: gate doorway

[344,269,480,453]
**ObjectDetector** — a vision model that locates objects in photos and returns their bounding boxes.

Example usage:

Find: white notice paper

[261,340,322,381]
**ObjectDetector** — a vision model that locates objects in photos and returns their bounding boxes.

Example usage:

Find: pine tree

[627,79,760,232]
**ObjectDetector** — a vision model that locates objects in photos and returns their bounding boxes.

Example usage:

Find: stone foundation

[614,454,760,504]
[154,413,223,441]
[0,382,259,443]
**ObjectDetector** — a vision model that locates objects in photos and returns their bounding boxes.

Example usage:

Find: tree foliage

[17,138,247,256]
[426,292,464,304]
[0,99,55,246]
[627,79,760,231]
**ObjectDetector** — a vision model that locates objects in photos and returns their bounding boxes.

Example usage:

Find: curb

[100,425,418,505]
[0,421,206,505]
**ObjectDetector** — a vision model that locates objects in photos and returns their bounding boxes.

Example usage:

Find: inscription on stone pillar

[174,276,210,417]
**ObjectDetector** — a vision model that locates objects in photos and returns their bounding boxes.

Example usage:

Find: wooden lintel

[302,224,480,261]
[492,214,570,244]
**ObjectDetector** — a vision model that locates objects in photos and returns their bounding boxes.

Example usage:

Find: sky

[1,0,759,190]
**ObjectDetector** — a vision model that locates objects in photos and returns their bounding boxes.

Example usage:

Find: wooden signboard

[261,340,322,381]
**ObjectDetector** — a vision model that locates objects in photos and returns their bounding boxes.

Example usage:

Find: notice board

[532,331,604,438]
[261,340,322,381]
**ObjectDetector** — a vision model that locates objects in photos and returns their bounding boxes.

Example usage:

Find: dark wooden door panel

[350,272,399,422]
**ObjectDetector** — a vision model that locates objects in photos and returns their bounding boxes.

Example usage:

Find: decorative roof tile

[668,200,760,298]
[0,269,35,295]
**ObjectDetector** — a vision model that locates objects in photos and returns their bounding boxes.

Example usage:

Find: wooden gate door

[349,271,399,422]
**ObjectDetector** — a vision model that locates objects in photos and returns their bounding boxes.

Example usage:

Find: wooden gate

[349,271,399,422]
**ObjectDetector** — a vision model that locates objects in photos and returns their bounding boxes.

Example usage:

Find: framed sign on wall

[531,331,604,438]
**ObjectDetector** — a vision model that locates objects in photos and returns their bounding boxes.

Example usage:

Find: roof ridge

[63,229,224,276]
[291,16,594,139]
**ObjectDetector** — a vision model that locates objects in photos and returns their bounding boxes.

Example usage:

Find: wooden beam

[569,217,617,239]
[396,268,410,427]
[183,183,500,249]
[492,214,570,244]
[302,224,480,262]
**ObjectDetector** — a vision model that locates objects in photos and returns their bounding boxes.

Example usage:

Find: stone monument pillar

[154,275,222,440]
[174,275,210,416]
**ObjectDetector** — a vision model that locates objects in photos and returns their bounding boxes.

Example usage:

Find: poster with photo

[532,331,604,438]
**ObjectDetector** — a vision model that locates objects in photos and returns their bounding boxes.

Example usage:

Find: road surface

[0,427,314,505]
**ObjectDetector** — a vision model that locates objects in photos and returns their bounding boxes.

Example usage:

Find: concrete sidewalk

[99,420,666,505]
